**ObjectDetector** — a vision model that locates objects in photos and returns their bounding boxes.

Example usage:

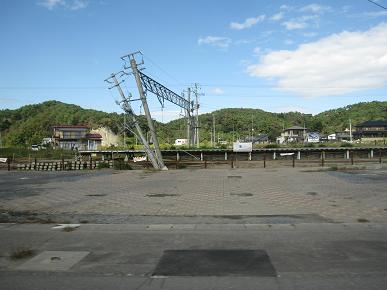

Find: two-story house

[277,126,308,144]
[53,125,102,150]
[354,120,387,139]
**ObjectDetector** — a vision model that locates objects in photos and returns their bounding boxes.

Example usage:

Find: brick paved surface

[1,168,387,223]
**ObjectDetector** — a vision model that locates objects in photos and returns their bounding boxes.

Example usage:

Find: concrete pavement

[1,167,387,289]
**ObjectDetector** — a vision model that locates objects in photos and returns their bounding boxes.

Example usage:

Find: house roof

[86,133,102,140]
[53,125,89,129]
[355,120,387,127]
[285,126,307,131]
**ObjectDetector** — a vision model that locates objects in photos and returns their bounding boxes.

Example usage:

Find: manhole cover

[227,176,242,179]
[16,251,89,271]
[152,249,276,277]
[146,193,178,197]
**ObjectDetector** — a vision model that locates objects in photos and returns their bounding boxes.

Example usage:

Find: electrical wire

[367,0,387,11]
[142,53,184,86]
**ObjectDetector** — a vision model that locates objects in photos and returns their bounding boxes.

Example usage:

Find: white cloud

[198,36,232,49]
[37,0,88,10]
[284,39,294,45]
[38,0,64,9]
[282,21,307,30]
[210,88,224,95]
[282,15,319,30]
[280,4,291,11]
[270,12,284,21]
[300,4,331,13]
[253,47,261,56]
[247,23,387,97]
[69,0,88,10]
[363,11,387,17]
[230,15,265,30]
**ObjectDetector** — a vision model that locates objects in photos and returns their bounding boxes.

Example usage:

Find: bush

[113,161,132,170]
[97,162,110,169]
[265,143,279,148]
[340,142,353,147]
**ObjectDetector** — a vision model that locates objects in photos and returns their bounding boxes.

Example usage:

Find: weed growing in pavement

[10,247,35,260]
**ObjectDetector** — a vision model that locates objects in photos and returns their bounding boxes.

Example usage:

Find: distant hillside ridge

[1,100,386,146]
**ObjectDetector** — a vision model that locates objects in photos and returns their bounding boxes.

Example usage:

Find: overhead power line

[367,0,387,11]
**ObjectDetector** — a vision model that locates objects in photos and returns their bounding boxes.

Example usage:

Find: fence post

[263,155,266,168]
[34,157,37,170]
[292,154,295,168]
[7,157,11,171]
[321,151,325,167]
[61,155,64,170]
[350,151,354,165]
[380,150,382,164]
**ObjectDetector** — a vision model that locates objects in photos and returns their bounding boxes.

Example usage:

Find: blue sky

[1,0,387,122]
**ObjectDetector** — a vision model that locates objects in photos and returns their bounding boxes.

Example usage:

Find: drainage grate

[227,176,242,179]
[152,249,276,277]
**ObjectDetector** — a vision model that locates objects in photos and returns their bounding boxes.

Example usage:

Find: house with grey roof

[354,120,387,139]
[277,125,308,144]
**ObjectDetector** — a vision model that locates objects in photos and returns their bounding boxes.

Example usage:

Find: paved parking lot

[1,167,387,223]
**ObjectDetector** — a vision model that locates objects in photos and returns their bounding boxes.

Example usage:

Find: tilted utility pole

[106,73,160,169]
[127,53,167,170]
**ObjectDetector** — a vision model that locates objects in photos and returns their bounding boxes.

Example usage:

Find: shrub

[265,143,279,148]
[113,161,132,170]
[97,162,110,169]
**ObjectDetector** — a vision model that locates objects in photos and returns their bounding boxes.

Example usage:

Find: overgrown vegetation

[97,162,110,169]
[113,161,132,170]
[1,100,386,147]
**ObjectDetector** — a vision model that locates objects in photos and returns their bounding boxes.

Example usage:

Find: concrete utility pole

[251,115,254,142]
[123,114,126,147]
[108,73,160,169]
[212,114,216,147]
[186,88,191,146]
[349,119,353,143]
[129,55,167,170]
[193,83,202,148]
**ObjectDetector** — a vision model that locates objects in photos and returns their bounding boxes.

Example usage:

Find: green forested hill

[1,100,386,146]
[0,101,123,145]
[313,101,387,134]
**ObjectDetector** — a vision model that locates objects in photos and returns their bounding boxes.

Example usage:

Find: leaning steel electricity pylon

[105,72,162,170]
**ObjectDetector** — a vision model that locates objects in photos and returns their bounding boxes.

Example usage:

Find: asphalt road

[1,223,387,290]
